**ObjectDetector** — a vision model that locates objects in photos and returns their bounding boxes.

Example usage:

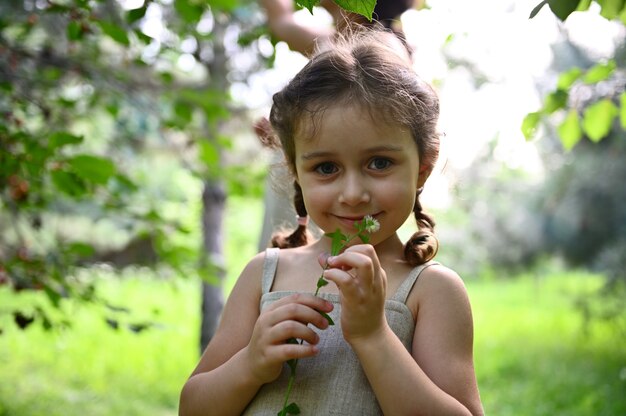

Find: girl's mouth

[334,213,380,228]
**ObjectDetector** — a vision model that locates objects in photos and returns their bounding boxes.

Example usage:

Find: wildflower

[360,215,380,234]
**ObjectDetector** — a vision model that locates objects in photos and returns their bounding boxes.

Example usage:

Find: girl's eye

[314,162,338,175]
[368,157,392,171]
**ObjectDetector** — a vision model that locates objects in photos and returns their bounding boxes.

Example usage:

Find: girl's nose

[338,174,370,206]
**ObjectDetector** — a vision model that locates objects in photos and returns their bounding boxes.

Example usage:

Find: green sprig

[277,215,380,415]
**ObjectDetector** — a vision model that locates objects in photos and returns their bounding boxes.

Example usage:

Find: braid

[270,182,312,248]
[404,189,438,266]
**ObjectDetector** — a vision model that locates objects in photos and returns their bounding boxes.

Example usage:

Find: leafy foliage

[526,1,626,147]
[0,0,273,330]
[296,0,376,19]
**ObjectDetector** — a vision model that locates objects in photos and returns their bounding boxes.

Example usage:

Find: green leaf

[67,242,95,257]
[582,99,618,142]
[359,233,370,244]
[583,60,616,84]
[98,21,130,46]
[126,6,147,24]
[543,89,568,114]
[576,0,592,12]
[51,170,87,197]
[557,109,582,150]
[49,132,83,149]
[316,309,334,325]
[547,0,581,20]
[295,0,319,13]
[598,0,624,19]
[529,0,548,18]
[198,140,220,169]
[67,154,116,185]
[174,0,204,23]
[620,92,626,129]
[325,229,347,256]
[174,101,193,124]
[333,0,377,20]
[67,20,82,40]
[317,277,329,289]
[557,67,582,89]
[283,402,301,415]
[522,111,541,140]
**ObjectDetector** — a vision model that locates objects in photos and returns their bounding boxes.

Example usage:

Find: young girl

[180,29,483,416]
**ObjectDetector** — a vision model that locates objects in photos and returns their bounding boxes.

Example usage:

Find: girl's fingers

[324,245,383,290]
[265,295,333,330]
[270,320,320,346]
[267,293,333,314]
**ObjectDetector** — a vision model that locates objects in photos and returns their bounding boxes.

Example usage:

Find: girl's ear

[417,164,432,189]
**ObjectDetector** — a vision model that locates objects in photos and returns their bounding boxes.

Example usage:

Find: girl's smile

[294,104,422,247]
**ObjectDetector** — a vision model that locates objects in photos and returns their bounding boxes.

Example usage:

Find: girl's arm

[179,252,333,416]
[323,246,483,416]
[260,0,335,57]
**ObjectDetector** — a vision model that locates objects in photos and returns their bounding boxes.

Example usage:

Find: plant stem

[281,362,298,415]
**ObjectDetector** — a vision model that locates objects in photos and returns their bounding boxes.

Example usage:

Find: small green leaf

[317,277,329,289]
[174,0,204,23]
[284,402,301,415]
[316,309,334,325]
[98,21,130,46]
[51,170,87,197]
[522,111,541,140]
[557,109,582,150]
[67,20,82,40]
[576,0,592,12]
[49,132,83,149]
[547,0,580,21]
[583,60,616,84]
[582,99,618,142]
[598,0,623,19]
[333,0,377,20]
[198,140,220,169]
[543,89,568,114]
[359,233,370,244]
[529,0,548,18]
[127,6,147,24]
[619,92,626,129]
[325,229,347,256]
[67,242,95,257]
[67,154,116,185]
[557,67,582,89]
[295,0,319,13]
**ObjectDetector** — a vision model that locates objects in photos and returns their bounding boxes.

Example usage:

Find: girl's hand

[245,293,333,384]
[322,244,388,344]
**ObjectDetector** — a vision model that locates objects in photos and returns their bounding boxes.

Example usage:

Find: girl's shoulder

[407,263,471,314]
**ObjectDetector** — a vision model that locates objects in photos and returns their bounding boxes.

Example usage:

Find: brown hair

[267,28,440,265]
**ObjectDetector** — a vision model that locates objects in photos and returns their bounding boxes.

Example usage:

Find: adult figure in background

[256,0,415,251]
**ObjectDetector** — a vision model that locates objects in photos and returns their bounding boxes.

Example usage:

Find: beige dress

[243,248,437,415]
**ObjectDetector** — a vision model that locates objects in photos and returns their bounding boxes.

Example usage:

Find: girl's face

[294,104,422,247]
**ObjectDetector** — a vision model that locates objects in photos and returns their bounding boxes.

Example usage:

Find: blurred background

[1,0,625,415]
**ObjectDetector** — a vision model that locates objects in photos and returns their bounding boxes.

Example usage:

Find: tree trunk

[200,180,227,352]
[199,14,229,353]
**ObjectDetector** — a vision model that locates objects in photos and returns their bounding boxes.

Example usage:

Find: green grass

[1,197,625,415]
[470,272,626,415]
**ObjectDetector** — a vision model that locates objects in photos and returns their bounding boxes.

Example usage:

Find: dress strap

[391,261,439,304]
[262,247,280,294]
